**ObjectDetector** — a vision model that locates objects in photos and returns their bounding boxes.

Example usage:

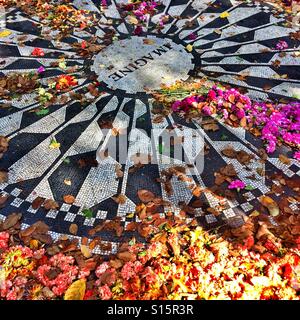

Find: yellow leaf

[0,30,12,38]
[220,11,230,19]
[80,244,92,258]
[259,196,280,217]
[126,212,134,218]
[64,279,86,300]
[64,179,72,186]
[49,138,60,149]
[127,15,139,25]
[143,38,155,45]
[186,44,193,52]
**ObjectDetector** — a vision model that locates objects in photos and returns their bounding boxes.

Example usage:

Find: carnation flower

[0,232,9,250]
[276,40,289,50]
[99,284,112,300]
[228,180,246,190]
[294,151,300,161]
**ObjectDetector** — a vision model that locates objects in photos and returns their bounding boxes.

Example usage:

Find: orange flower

[55,75,78,90]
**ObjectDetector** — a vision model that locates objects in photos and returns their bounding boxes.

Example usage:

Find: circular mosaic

[92,36,194,94]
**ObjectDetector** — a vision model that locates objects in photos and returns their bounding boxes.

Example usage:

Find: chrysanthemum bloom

[55,75,78,90]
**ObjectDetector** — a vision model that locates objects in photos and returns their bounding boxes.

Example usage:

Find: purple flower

[37,66,45,73]
[133,25,143,36]
[202,105,213,116]
[236,108,245,119]
[207,89,217,101]
[276,40,288,50]
[294,151,300,161]
[228,180,246,190]
[188,33,197,40]
[171,100,182,112]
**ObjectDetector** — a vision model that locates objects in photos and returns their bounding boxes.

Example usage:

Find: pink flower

[121,262,135,280]
[202,105,213,116]
[0,231,9,249]
[37,66,45,73]
[95,262,110,278]
[172,100,182,112]
[228,180,246,190]
[99,284,112,300]
[276,40,288,50]
[208,89,217,101]
[294,151,300,161]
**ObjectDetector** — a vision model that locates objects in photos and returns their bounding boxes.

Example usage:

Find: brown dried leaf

[32,196,45,210]
[43,199,59,211]
[137,189,155,203]
[63,194,75,204]
[69,223,78,235]
[2,213,22,230]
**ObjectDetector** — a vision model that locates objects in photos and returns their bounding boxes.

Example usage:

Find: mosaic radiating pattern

[0,0,299,254]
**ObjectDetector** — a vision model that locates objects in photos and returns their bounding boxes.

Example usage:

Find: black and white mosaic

[0,0,300,254]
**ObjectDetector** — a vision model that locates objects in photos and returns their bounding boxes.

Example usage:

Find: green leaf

[158,143,164,154]
[63,158,71,164]
[82,208,94,218]
[221,134,229,141]
[245,185,255,191]
[128,239,135,246]
[138,251,147,256]
[35,108,49,116]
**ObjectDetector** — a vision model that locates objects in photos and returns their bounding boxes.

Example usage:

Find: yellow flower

[220,11,230,19]
[186,44,193,52]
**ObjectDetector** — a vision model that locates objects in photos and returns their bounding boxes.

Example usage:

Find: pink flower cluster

[228,180,246,190]
[247,102,300,154]
[0,231,9,250]
[276,40,289,50]
[35,253,78,296]
[122,1,158,35]
[171,86,300,159]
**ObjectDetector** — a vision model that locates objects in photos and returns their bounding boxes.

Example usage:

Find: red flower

[81,41,87,49]
[55,75,78,90]
[282,263,293,280]
[32,48,45,57]
[243,236,255,250]
[0,231,9,250]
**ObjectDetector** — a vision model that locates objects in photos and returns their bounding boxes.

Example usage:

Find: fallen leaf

[69,224,78,235]
[63,194,75,204]
[117,251,136,262]
[259,196,280,217]
[43,199,59,210]
[143,38,155,45]
[64,279,86,300]
[0,170,8,183]
[2,213,22,230]
[49,138,60,149]
[279,154,291,165]
[112,194,126,204]
[220,11,230,18]
[64,179,72,186]
[137,189,155,203]
[81,245,93,258]
[186,44,193,52]
[32,196,45,210]
[0,30,12,38]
